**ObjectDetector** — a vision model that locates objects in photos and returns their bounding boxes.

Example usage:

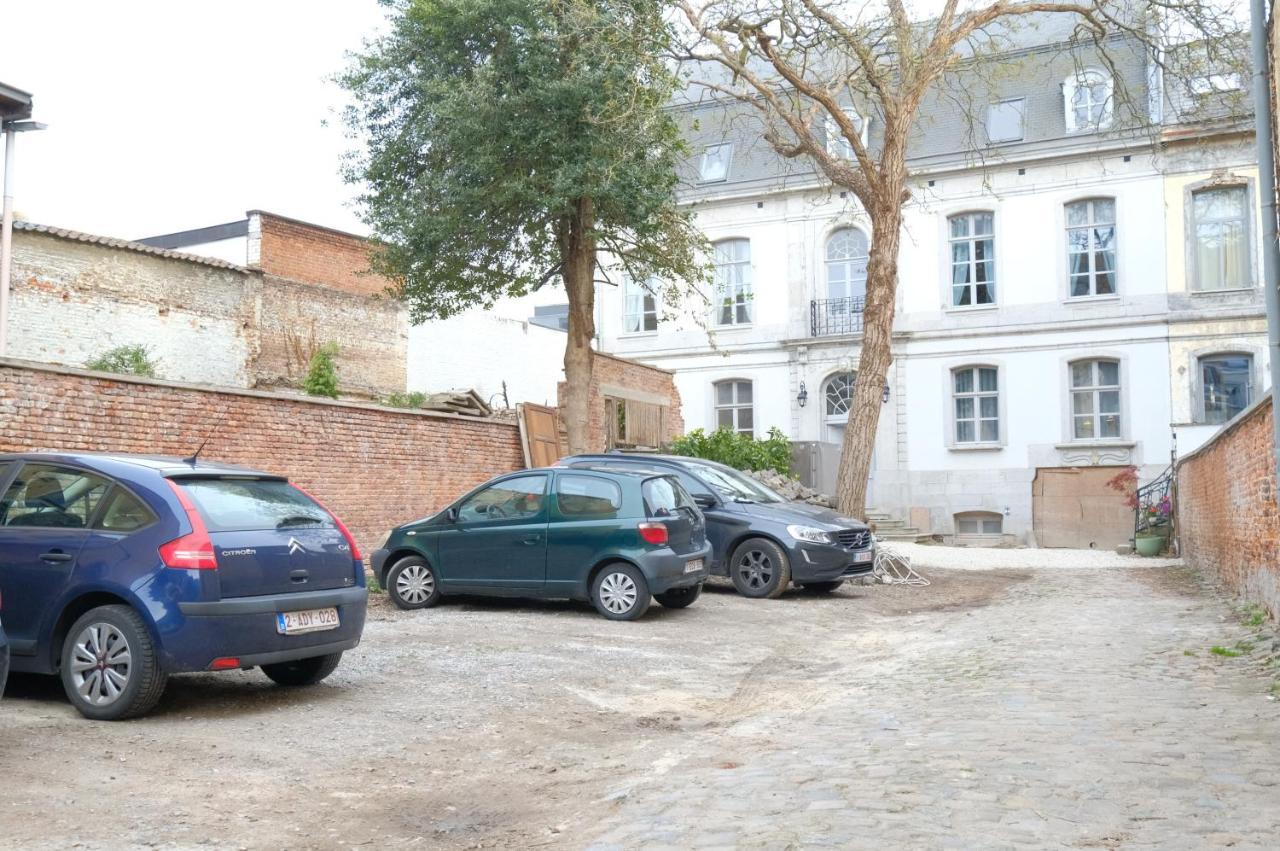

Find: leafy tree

[341,0,709,454]
[86,344,158,378]
[675,0,1245,517]
[304,344,341,399]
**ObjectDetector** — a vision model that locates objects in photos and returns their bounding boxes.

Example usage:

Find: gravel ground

[887,541,1183,570]
[0,551,1275,850]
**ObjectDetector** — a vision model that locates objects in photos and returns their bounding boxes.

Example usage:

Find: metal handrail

[810,296,866,336]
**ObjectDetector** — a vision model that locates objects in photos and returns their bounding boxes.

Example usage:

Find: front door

[0,463,110,653]
[436,474,549,589]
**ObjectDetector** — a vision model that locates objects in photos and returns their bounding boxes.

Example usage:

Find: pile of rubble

[745,469,835,507]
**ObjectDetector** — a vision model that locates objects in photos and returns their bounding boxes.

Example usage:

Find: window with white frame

[953,366,999,444]
[713,238,752,326]
[713,380,754,434]
[622,276,658,333]
[986,98,1025,144]
[825,228,868,302]
[955,511,1003,536]
[1064,69,1113,132]
[1070,359,1121,439]
[824,372,856,419]
[949,212,996,307]
[1066,198,1117,297]
[824,109,868,159]
[1191,185,1250,291]
[1200,354,1252,425]
[699,143,733,182]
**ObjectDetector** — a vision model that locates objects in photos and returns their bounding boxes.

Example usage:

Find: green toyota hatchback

[369,467,712,620]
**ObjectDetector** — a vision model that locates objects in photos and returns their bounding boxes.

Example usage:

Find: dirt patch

[853,568,1032,615]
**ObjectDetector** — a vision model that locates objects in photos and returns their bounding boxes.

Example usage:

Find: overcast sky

[2,1,387,240]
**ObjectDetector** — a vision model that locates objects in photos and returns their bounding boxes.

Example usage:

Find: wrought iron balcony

[810,296,865,337]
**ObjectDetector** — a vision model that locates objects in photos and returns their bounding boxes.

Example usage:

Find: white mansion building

[597,23,1264,548]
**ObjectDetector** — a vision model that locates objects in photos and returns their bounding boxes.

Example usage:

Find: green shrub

[303,344,340,399]
[383,391,427,409]
[85,344,158,378]
[666,426,792,475]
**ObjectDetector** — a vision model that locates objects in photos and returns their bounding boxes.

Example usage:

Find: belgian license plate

[276,607,339,635]
[853,550,873,564]
[684,558,704,574]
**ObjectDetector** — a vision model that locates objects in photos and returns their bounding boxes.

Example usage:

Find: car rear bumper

[791,543,875,582]
[164,586,367,673]
[639,542,714,594]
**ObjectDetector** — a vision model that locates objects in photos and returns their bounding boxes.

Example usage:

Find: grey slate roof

[13,221,249,273]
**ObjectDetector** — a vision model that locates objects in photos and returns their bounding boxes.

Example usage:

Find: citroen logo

[288,537,307,555]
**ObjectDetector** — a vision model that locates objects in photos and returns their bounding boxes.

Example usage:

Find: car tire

[591,563,652,621]
[802,580,845,594]
[60,604,167,721]
[729,538,792,599]
[655,583,702,609]
[387,556,442,610]
[261,652,343,686]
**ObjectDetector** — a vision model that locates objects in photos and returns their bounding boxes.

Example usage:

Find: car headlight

[786,524,833,544]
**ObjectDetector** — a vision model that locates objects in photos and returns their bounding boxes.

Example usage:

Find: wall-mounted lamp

[797,381,808,408]
[882,383,891,404]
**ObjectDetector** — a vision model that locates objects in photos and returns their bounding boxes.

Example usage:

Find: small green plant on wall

[667,426,793,476]
[86,344,158,378]
[304,344,340,399]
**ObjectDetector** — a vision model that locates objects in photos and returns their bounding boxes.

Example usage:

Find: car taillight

[161,480,218,569]
[292,484,363,561]
[638,522,669,545]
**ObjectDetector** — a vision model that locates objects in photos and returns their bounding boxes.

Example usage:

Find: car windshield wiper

[732,497,757,503]
[276,515,325,528]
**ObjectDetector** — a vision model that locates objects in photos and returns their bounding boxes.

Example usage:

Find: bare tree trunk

[560,196,597,456]
[835,195,903,519]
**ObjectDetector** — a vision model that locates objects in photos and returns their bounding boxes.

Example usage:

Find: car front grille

[835,529,871,550]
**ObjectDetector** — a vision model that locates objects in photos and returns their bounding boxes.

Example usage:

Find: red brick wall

[255,212,390,298]
[557,352,684,451]
[1177,394,1280,618]
[0,359,523,552]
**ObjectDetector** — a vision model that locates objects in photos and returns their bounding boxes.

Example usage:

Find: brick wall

[0,359,524,552]
[1177,394,1280,618]
[557,352,684,451]
[254,211,390,298]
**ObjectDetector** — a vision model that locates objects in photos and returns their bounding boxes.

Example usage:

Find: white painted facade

[597,134,1267,544]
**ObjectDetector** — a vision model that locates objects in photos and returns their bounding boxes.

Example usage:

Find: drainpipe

[1251,0,1280,489]
[0,124,16,357]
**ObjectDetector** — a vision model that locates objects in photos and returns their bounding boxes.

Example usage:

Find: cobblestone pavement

[1,561,1277,850]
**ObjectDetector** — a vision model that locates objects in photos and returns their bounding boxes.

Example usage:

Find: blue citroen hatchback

[0,453,367,720]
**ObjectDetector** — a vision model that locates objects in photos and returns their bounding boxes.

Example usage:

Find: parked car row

[0,450,873,721]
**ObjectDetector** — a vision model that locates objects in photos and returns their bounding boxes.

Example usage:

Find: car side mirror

[693,494,717,509]
[445,506,459,523]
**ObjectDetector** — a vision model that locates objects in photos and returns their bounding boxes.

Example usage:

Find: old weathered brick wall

[0,359,524,552]
[557,352,684,451]
[8,225,407,400]
[1177,394,1280,618]
[254,212,389,298]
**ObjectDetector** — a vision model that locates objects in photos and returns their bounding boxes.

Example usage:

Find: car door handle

[519,536,542,546]
[40,551,74,563]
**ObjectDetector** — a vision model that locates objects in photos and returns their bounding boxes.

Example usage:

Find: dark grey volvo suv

[560,454,874,598]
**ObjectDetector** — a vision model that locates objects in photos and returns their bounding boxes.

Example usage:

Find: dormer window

[986,98,1025,144]
[824,109,868,159]
[1064,70,1113,133]
[699,143,733,182]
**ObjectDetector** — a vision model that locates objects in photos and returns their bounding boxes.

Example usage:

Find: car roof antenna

[183,435,212,467]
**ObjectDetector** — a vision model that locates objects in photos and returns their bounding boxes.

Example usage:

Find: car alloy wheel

[736,549,775,591]
[598,571,638,615]
[395,562,435,606]
[69,622,132,707]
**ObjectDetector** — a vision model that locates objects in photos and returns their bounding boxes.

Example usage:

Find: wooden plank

[517,403,562,468]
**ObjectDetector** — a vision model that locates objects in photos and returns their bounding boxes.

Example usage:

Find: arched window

[1064,69,1113,132]
[713,379,754,434]
[823,372,856,420]
[952,366,999,443]
[1199,353,1253,424]
[955,511,1003,537]
[824,109,868,159]
[825,228,869,304]
[1065,198,1116,297]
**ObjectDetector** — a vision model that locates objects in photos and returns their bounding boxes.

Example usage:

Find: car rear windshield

[175,478,332,533]
[642,476,698,519]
